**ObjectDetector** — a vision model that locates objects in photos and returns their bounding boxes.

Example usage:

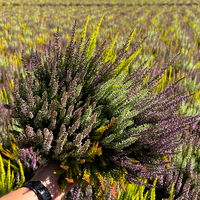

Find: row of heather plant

[0,17,199,199]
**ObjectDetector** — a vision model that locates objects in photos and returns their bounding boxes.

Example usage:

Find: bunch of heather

[5,19,200,197]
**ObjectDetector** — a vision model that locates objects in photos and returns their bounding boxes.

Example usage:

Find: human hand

[30,161,78,200]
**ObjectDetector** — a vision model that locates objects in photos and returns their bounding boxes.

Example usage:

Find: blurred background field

[1,0,200,98]
[0,0,200,199]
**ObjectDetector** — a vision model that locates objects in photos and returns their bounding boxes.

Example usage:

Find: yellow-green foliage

[0,79,14,104]
[100,32,119,65]
[0,88,10,104]
[0,138,25,197]
[79,16,90,53]
[114,47,142,77]
[154,65,175,93]
[150,178,157,200]
[169,183,175,200]
[117,178,158,200]
[86,15,104,59]
[0,154,25,197]
[124,30,136,51]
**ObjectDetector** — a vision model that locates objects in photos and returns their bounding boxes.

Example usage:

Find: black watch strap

[22,181,52,200]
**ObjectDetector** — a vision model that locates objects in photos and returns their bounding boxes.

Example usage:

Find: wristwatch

[22,181,52,200]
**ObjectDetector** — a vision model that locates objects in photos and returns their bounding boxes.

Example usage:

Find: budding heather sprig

[6,18,200,197]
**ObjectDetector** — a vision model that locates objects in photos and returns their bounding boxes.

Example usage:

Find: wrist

[30,162,65,200]
[22,181,52,200]
[30,177,61,199]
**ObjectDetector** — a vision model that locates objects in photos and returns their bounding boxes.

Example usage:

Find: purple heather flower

[19,147,38,169]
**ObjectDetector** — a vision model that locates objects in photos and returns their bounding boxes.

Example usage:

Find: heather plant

[170,103,200,199]
[4,19,200,199]
[136,65,200,199]
[156,137,200,200]
[152,68,200,199]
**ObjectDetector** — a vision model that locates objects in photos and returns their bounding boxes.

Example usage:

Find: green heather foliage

[3,19,200,198]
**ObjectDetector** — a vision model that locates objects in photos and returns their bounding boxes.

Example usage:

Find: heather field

[0,1,200,200]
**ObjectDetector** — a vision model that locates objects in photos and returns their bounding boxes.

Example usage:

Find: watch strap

[22,180,52,200]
